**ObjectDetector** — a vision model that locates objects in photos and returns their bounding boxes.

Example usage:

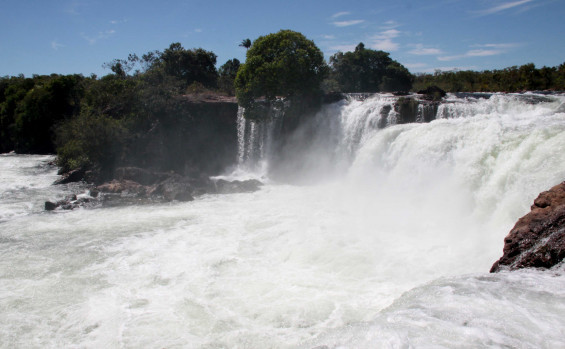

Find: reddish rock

[97,179,147,196]
[491,181,565,272]
[114,167,172,186]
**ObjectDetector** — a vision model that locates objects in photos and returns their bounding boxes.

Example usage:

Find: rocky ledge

[490,181,565,272]
[45,166,262,211]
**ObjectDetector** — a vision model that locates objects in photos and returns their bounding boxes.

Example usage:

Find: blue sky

[1,0,564,77]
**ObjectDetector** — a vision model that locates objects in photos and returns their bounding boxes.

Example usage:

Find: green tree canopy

[235,30,328,109]
[160,43,218,89]
[218,58,241,95]
[330,43,413,93]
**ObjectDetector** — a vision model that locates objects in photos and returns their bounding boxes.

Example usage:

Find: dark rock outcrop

[45,201,58,211]
[114,167,171,186]
[46,169,265,210]
[54,167,86,185]
[44,194,96,211]
[418,85,447,101]
[490,181,565,272]
[212,179,263,194]
[149,176,196,202]
[97,179,147,196]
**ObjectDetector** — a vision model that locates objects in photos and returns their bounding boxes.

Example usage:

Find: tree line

[1,29,564,180]
[413,63,565,92]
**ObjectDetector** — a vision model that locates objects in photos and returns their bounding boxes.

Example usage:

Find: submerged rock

[212,179,263,194]
[491,181,565,272]
[150,176,195,202]
[46,172,263,211]
[44,201,58,211]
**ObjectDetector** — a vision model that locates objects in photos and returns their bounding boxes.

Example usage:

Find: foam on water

[1,93,564,348]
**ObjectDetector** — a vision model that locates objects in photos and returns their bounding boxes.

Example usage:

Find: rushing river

[1,93,565,348]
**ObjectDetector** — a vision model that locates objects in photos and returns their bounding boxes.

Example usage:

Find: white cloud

[194,28,202,33]
[329,44,357,52]
[110,19,128,25]
[332,19,365,27]
[331,11,350,19]
[368,29,401,51]
[476,0,534,15]
[381,20,400,29]
[322,34,336,40]
[466,49,503,57]
[437,43,521,62]
[369,39,398,51]
[421,66,477,73]
[408,44,443,55]
[438,50,501,61]
[81,29,116,45]
[472,43,521,49]
[437,42,519,61]
[51,40,64,50]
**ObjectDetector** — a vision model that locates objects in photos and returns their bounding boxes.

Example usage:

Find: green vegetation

[235,30,328,112]
[239,39,251,50]
[413,63,565,92]
[218,59,240,96]
[328,43,413,93]
[1,42,242,180]
[0,74,86,153]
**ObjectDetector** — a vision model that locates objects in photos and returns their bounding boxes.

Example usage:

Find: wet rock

[45,201,58,211]
[89,188,100,198]
[491,181,565,272]
[54,168,86,185]
[418,85,447,101]
[97,179,147,196]
[213,179,263,194]
[60,203,75,210]
[114,167,172,186]
[151,176,195,202]
[323,92,346,104]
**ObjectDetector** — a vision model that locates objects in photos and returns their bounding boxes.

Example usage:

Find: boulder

[150,176,195,202]
[490,181,565,272]
[97,179,147,196]
[54,168,86,185]
[417,85,447,101]
[45,201,58,211]
[114,167,172,186]
[213,179,263,194]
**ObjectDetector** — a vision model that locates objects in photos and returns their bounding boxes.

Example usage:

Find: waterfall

[235,101,285,175]
[234,92,565,183]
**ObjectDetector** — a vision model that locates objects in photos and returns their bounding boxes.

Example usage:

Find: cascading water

[235,101,285,177]
[1,93,564,348]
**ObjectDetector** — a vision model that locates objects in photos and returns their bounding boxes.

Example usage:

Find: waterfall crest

[235,93,565,185]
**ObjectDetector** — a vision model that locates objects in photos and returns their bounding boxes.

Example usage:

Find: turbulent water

[1,93,565,348]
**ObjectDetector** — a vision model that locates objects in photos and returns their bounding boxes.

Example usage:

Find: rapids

[1,93,565,348]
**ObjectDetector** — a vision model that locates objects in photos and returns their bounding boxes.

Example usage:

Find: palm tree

[239,38,251,50]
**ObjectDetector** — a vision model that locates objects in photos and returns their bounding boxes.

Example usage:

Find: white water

[1,93,565,348]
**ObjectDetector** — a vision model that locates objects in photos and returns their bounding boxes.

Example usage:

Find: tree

[330,43,413,93]
[239,38,251,50]
[234,30,328,110]
[218,58,241,95]
[160,42,218,89]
